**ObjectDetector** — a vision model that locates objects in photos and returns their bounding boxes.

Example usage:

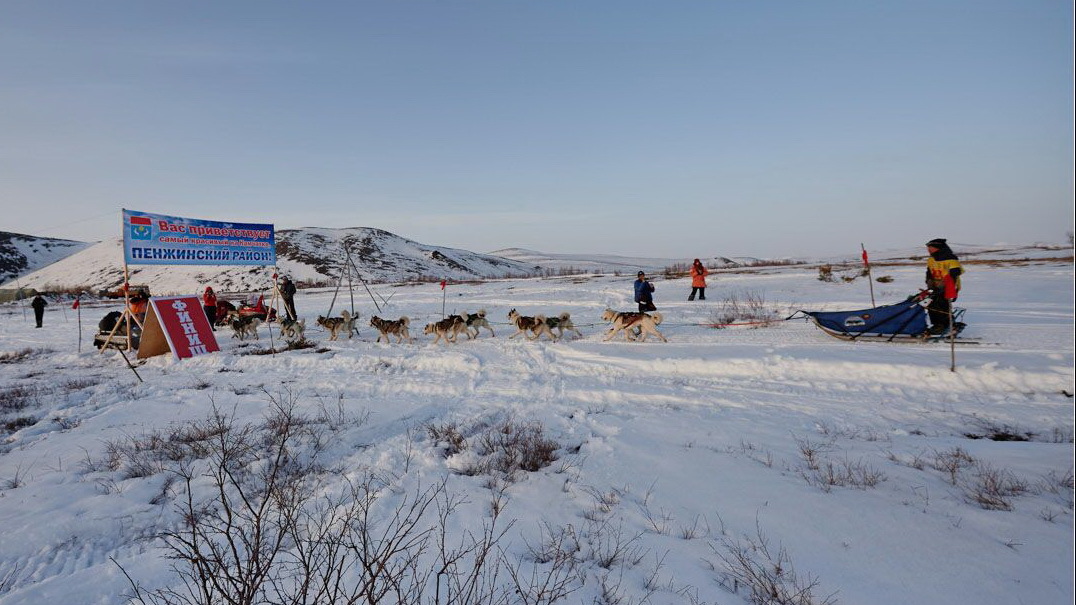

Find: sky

[1,1,1072,259]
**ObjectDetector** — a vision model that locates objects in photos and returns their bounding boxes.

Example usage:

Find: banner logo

[129,215,153,240]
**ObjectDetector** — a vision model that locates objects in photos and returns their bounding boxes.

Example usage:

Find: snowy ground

[0,258,1072,604]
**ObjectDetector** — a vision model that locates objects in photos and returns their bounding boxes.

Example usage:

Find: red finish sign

[147,296,220,360]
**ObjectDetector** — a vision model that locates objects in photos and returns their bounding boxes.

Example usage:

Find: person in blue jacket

[634,271,656,312]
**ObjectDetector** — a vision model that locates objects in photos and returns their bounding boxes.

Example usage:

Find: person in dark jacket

[31,294,47,328]
[280,277,297,321]
[924,238,963,335]
[634,271,656,312]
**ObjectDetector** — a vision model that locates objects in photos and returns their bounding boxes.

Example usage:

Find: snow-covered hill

[3,227,539,295]
[0,231,93,285]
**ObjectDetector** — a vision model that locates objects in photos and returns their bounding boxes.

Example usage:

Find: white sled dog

[601,309,667,342]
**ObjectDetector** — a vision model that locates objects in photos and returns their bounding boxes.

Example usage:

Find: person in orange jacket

[688,259,709,301]
[128,292,149,326]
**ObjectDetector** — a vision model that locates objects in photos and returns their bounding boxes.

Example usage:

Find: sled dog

[424,315,467,344]
[279,317,306,341]
[601,309,666,342]
[317,310,358,341]
[507,309,556,341]
[230,316,262,341]
[370,315,414,344]
[545,311,583,340]
[462,309,495,339]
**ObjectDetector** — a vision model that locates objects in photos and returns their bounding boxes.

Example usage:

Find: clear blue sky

[1,1,1071,258]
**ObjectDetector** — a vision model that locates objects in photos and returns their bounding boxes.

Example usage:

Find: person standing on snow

[202,286,218,330]
[280,276,297,321]
[634,271,657,312]
[924,238,963,335]
[688,259,709,301]
[31,294,48,328]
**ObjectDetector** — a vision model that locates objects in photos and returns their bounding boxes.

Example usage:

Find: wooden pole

[861,243,876,307]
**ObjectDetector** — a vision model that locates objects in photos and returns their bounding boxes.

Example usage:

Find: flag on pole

[861,247,869,266]
[440,280,447,290]
[72,297,80,310]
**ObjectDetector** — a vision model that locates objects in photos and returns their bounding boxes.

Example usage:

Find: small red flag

[861,248,869,266]
[72,298,80,310]
[440,280,447,290]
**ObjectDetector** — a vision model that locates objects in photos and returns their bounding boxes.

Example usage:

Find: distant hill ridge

[0,231,93,285]
[4,227,539,295]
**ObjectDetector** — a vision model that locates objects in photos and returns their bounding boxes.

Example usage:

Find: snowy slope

[0,255,1072,605]
[0,232,93,285]
[2,227,539,295]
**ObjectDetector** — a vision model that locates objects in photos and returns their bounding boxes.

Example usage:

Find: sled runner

[791,294,972,343]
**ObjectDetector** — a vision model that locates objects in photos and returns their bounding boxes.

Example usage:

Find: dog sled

[791,293,969,343]
[235,295,278,322]
[93,311,141,350]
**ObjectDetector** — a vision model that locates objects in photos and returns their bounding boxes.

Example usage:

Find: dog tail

[559,311,571,321]
[651,312,664,325]
[535,314,547,323]
[342,310,352,321]
[477,309,486,318]
[401,316,410,326]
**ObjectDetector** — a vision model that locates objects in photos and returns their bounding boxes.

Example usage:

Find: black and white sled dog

[507,309,557,341]
[317,310,358,341]
[462,309,495,339]
[544,312,582,340]
[230,316,262,341]
[279,317,306,341]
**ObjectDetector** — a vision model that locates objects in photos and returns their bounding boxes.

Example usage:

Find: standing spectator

[280,276,297,321]
[688,259,709,301]
[202,286,218,330]
[31,294,47,328]
[634,271,657,312]
[924,238,963,335]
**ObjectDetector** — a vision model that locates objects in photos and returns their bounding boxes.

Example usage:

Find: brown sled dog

[370,315,413,344]
[424,315,467,344]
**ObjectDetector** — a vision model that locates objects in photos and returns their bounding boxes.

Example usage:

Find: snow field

[0,261,1072,604]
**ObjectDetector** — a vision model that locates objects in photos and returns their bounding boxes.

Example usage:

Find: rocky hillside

[3,227,539,295]
[0,231,93,285]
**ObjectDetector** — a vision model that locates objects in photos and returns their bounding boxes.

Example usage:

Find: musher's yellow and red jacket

[926,251,962,293]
